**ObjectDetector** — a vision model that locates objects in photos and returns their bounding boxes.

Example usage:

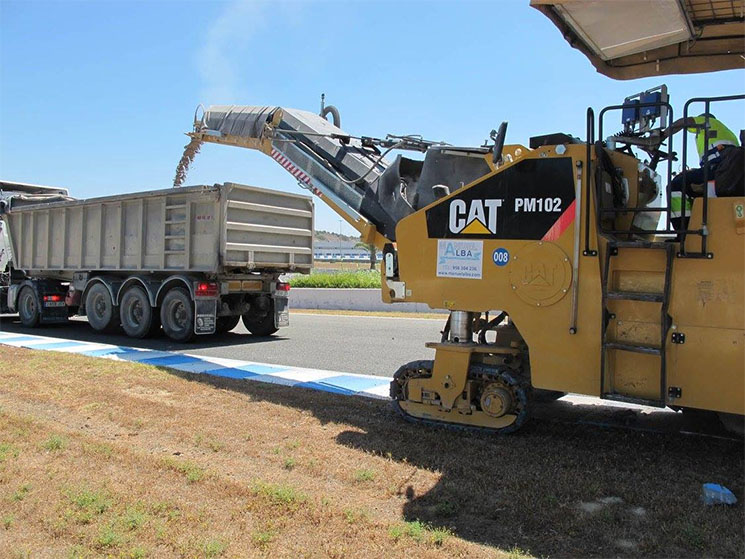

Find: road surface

[0,312,444,377]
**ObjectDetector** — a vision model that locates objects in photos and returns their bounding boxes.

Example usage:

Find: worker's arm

[662,117,700,139]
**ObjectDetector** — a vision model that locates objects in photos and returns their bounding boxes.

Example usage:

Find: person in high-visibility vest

[662,113,740,227]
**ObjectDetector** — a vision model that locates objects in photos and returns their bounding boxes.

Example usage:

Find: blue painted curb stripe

[170,360,230,374]
[80,347,128,357]
[0,332,392,400]
[0,335,40,343]
[139,355,204,366]
[316,374,387,392]
[295,381,356,395]
[202,367,260,380]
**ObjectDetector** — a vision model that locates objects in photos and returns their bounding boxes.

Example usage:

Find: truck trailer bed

[4,182,313,278]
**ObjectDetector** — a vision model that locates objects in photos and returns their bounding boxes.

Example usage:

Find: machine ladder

[599,239,675,407]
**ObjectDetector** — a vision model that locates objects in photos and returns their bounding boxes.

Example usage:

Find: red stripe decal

[271,149,311,184]
[542,200,576,241]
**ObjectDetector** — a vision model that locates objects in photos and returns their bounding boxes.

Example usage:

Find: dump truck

[177,1,743,433]
[0,180,313,342]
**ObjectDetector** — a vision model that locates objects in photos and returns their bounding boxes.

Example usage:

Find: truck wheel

[18,286,41,327]
[160,287,194,342]
[120,286,155,339]
[85,283,120,332]
[242,300,278,337]
[216,315,240,334]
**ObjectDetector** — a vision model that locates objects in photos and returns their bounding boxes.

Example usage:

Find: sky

[1,0,743,236]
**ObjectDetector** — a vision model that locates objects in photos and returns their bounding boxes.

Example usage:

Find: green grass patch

[389,520,451,546]
[251,529,276,548]
[41,434,66,451]
[12,484,31,502]
[149,501,181,521]
[283,457,296,470]
[193,434,225,453]
[252,481,307,508]
[202,539,227,558]
[343,507,368,524]
[289,270,381,289]
[66,487,112,525]
[353,468,376,482]
[97,523,124,548]
[125,547,147,559]
[123,507,148,531]
[2,514,13,529]
[162,458,205,483]
[0,442,19,462]
[429,526,453,546]
[82,442,114,458]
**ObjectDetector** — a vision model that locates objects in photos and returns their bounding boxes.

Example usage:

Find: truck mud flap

[274,297,289,328]
[194,299,217,335]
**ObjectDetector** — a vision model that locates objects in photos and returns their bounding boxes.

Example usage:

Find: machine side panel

[396,147,603,396]
[668,326,743,414]
[667,197,745,414]
[424,158,576,240]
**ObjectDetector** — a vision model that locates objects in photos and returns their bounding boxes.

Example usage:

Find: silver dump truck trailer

[0,180,313,341]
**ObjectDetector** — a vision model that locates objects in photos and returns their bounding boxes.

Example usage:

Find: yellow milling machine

[181,1,745,434]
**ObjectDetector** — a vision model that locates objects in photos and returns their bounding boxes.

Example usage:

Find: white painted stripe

[0,332,393,401]
[47,342,114,354]
[360,384,391,399]
[267,369,341,382]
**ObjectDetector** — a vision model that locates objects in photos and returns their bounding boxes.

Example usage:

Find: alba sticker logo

[448,199,503,235]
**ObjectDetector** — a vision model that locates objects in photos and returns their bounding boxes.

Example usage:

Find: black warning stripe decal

[425,157,575,240]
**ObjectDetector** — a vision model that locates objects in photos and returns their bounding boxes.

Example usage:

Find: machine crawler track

[390,360,531,435]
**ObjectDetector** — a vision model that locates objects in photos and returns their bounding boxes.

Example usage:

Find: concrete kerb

[289,288,448,314]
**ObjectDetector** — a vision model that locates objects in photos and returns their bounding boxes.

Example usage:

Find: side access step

[602,393,667,408]
[610,240,671,249]
[603,342,662,356]
[600,241,675,407]
[606,290,664,302]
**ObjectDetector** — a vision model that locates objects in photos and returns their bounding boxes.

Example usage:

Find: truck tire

[160,287,194,342]
[120,286,156,339]
[18,286,41,328]
[85,283,120,333]
[242,300,278,337]
[216,315,240,334]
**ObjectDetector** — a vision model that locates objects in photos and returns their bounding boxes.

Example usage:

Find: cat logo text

[448,199,503,235]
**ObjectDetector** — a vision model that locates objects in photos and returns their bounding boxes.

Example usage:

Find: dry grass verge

[0,345,742,558]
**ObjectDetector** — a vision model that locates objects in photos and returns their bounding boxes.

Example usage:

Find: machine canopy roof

[531,0,745,79]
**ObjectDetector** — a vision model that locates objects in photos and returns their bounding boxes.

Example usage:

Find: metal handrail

[584,107,596,256]
[680,94,745,257]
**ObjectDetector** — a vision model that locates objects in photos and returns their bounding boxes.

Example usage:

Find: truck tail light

[43,294,63,302]
[275,282,290,292]
[195,281,219,297]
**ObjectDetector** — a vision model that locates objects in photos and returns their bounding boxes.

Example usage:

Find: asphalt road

[0,312,445,377]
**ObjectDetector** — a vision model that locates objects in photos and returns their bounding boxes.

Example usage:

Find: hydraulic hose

[321,105,341,128]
